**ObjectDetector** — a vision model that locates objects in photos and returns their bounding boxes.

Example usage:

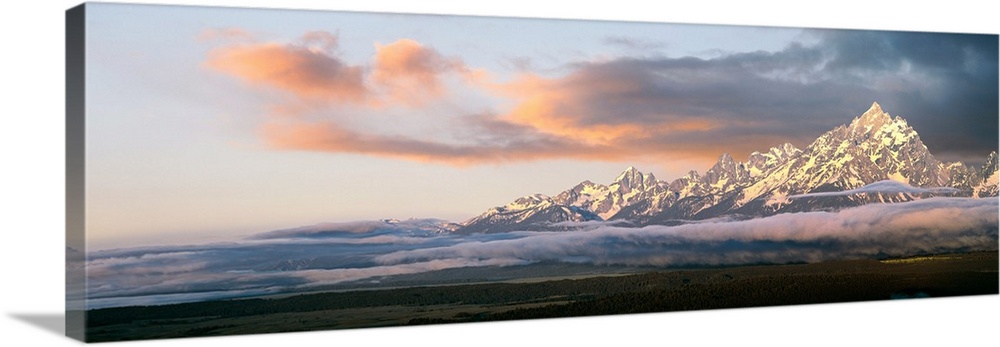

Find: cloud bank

[205,37,369,103]
[788,180,961,199]
[375,197,997,266]
[85,197,997,309]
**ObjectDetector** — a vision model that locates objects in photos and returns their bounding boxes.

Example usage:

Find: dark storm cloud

[500,49,853,160]
[507,30,996,163]
[816,30,999,163]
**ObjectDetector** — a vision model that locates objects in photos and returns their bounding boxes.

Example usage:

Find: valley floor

[82,251,998,342]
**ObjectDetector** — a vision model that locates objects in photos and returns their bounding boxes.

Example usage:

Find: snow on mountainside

[459,167,659,234]
[714,102,949,216]
[746,143,802,178]
[456,102,998,234]
[551,166,667,220]
[975,151,999,197]
[458,195,601,234]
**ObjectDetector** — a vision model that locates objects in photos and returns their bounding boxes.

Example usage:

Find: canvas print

[66,2,999,342]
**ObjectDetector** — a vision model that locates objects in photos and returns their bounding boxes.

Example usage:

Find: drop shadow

[9,313,65,337]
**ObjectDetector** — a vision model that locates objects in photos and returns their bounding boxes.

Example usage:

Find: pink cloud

[371,39,465,105]
[259,120,624,166]
[205,32,369,103]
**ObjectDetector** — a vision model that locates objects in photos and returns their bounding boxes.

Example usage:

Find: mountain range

[457,102,999,234]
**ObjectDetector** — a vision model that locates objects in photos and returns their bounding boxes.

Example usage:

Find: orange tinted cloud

[260,120,623,166]
[205,34,368,103]
[208,35,475,107]
[503,81,649,144]
[372,39,469,106]
[497,72,723,146]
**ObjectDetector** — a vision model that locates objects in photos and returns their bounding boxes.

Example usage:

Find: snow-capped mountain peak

[461,165,676,233]
[716,153,736,168]
[850,101,891,131]
[701,152,751,193]
[643,172,658,187]
[506,194,552,211]
[731,102,950,212]
[613,165,645,187]
[980,151,998,180]
[456,102,995,234]
[746,143,802,178]
[773,142,802,158]
[975,151,999,197]
[845,102,920,152]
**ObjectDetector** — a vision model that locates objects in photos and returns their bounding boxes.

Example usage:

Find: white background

[1,1,997,346]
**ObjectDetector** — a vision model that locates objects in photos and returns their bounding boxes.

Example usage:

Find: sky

[83,3,999,250]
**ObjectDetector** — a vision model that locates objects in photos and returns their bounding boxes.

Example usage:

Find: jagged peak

[619,165,639,174]
[983,151,998,173]
[893,115,908,127]
[867,101,883,114]
[776,142,801,156]
[851,101,892,130]
[683,170,701,180]
[502,194,552,211]
[708,153,737,174]
[756,143,801,160]
[614,165,643,183]
[643,172,657,183]
[514,193,549,203]
[668,170,703,192]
